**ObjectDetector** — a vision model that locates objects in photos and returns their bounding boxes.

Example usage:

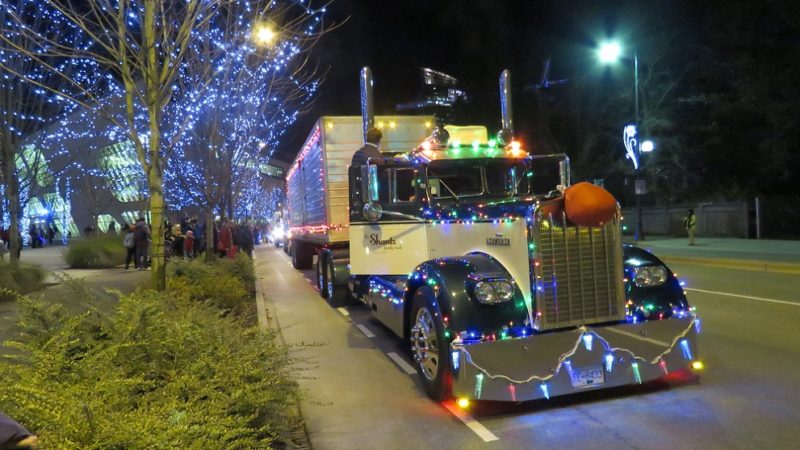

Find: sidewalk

[623,235,800,274]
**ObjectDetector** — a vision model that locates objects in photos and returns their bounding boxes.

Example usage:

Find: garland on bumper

[451,315,699,386]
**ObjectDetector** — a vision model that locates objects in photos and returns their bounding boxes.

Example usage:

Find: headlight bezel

[632,265,668,288]
[471,277,516,304]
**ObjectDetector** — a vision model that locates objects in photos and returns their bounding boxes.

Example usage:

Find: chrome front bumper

[450,316,699,402]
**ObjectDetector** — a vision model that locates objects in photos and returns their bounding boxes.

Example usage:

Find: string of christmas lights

[453,315,698,386]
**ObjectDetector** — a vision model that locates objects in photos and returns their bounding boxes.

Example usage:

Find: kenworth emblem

[486,234,510,246]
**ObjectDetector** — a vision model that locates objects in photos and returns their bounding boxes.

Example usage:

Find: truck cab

[300,67,700,403]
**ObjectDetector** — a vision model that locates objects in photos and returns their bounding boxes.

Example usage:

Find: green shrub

[0,260,46,297]
[168,256,256,317]
[0,290,302,449]
[64,233,126,268]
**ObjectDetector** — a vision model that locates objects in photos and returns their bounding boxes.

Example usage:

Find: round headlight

[633,265,668,287]
[475,282,496,303]
[493,280,514,301]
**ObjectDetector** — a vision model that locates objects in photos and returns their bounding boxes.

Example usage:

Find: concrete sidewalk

[623,236,800,274]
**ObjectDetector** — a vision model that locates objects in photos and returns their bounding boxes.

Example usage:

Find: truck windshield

[426,159,529,200]
[427,162,482,199]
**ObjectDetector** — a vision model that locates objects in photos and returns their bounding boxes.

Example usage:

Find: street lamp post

[599,42,647,241]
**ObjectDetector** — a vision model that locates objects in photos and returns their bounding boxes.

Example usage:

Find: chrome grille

[531,212,625,330]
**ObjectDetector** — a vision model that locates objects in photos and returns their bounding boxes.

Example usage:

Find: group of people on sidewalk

[121,216,259,269]
[123,217,152,270]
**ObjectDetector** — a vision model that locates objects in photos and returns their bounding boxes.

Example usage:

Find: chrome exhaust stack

[360,66,375,144]
[498,69,514,145]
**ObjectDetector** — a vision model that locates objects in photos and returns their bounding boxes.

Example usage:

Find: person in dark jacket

[350,127,384,167]
[0,412,38,449]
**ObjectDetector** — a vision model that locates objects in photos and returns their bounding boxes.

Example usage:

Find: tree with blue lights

[0,0,101,263]
[160,0,331,262]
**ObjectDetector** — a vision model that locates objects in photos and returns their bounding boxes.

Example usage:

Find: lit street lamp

[252,23,277,46]
[598,40,649,241]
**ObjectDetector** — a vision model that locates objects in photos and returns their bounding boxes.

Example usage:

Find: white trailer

[285,115,432,268]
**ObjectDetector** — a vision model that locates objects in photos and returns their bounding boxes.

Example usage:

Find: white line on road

[386,352,417,375]
[604,327,671,347]
[337,307,350,317]
[442,400,499,442]
[356,323,375,338]
[685,287,800,306]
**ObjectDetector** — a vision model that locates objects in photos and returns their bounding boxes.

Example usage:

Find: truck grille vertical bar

[533,211,625,331]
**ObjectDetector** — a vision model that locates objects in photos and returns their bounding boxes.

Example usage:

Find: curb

[253,250,312,450]
[660,255,800,275]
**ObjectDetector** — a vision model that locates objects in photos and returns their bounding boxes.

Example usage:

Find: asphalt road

[256,246,800,450]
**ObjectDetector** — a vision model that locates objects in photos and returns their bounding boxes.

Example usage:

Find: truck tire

[410,287,452,401]
[291,240,313,270]
[326,256,350,307]
[317,251,329,299]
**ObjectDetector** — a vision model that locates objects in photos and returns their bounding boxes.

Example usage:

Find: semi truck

[285,67,700,403]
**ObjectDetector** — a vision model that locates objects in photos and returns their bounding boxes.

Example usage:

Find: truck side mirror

[367,163,379,202]
[362,202,383,222]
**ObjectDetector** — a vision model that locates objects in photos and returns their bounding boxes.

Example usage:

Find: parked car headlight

[474,279,515,304]
[632,265,668,287]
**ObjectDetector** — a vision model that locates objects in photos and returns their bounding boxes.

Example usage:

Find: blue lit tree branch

[0,0,102,263]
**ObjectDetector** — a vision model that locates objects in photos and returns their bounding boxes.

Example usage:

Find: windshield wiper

[428,170,461,205]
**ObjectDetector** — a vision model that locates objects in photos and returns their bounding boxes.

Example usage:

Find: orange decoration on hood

[563,182,618,227]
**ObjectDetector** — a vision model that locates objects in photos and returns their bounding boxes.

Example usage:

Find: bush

[0,280,301,448]
[168,255,255,317]
[0,260,46,298]
[64,233,127,268]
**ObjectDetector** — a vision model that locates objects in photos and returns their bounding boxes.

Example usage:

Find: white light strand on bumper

[451,315,698,385]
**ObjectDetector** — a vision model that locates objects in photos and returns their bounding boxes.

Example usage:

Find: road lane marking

[337,307,350,317]
[604,327,671,347]
[356,323,375,338]
[685,287,799,306]
[442,400,499,442]
[386,352,417,375]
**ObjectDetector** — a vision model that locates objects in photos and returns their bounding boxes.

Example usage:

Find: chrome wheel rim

[411,307,439,380]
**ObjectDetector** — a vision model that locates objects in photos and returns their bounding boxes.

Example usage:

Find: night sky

[275,0,696,163]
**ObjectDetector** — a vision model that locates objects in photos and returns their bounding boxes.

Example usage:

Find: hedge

[0,260,46,301]
[64,233,126,269]
[0,257,303,448]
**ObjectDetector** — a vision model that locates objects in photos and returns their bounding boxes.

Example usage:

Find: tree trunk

[7,169,21,265]
[148,173,166,290]
[205,213,215,263]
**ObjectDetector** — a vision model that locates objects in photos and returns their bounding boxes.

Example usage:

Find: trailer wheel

[291,240,313,270]
[326,256,350,307]
[317,251,329,298]
[410,287,451,401]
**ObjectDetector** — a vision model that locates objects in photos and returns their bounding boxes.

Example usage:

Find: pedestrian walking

[183,229,195,259]
[134,217,151,269]
[47,224,56,246]
[684,208,697,246]
[217,218,234,258]
[124,225,137,269]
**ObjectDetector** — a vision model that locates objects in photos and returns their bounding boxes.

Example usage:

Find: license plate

[570,365,605,388]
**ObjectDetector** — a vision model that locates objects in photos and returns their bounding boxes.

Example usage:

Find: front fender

[623,245,690,320]
[404,254,530,341]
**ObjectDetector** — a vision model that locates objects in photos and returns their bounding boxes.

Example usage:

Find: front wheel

[410,287,451,401]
